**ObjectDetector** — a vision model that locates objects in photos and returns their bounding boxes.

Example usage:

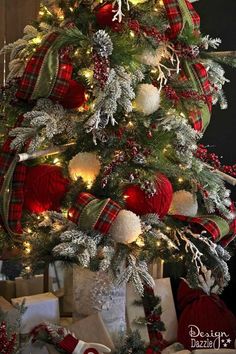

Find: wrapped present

[0,296,18,326]
[0,280,16,301]
[161,342,186,354]
[192,351,236,354]
[62,267,73,313]
[15,275,53,297]
[15,275,44,297]
[68,313,114,350]
[127,278,178,345]
[11,292,60,334]
[73,267,126,345]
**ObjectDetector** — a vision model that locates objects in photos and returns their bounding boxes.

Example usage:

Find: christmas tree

[0,0,236,352]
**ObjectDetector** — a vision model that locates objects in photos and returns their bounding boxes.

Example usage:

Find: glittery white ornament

[68,152,101,187]
[135,84,160,116]
[110,210,141,244]
[139,48,164,67]
[169,190,198,217]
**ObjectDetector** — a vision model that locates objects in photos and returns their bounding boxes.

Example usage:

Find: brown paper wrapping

[0,296,18,325]
[0,280,16,301]
[15,275,53,297]
[192,351,236,354]
[46,313,115,354]
[62,267,73,313]
[126,278,178,345]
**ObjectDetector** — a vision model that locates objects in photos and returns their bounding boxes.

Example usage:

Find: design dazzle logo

[189,325,232,350]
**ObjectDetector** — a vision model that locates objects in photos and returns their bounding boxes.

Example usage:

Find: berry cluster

[196,144,236,177]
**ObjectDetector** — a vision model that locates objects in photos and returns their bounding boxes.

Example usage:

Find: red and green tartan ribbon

[163,0,200,39]
[182,61,212,132]
[0,115,27,237]
[68,192,121,234]
[174,214,230,242]
[16,32,73,102]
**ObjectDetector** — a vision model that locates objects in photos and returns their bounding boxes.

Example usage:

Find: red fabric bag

[177,280,236,350]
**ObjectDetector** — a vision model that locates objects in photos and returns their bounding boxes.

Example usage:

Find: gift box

[15,275,53,297]
[127,278,178,345]
[11,292,60,334]
[0,296,18,326]
[0,280,16,301]
[161,342,186,354]
[192,351,236,354]
[73,266,126,344]
[62,266,73,313]
[46,313,115,354]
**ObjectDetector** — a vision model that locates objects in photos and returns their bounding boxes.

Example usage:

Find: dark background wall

[195,0,236,198]
[194,0,236,314]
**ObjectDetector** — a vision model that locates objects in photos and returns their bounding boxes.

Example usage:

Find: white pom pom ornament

[168,190,198,217]
[68,152,101,187]
[110,210,142,244]
[135,84,160,116]
[139,48,164,67]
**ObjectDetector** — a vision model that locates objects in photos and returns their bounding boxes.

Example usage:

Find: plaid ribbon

[16,32,73,101]
[163,0,200,39]
[0,115,27,236]
[174,214,230,242]
[68,193,121,234]
[220,203,236,247]
[182,61,212,132]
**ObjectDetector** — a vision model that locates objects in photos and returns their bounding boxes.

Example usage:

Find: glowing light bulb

[130,31,135,38]
[178,177,184,183]
[127,121,134,128]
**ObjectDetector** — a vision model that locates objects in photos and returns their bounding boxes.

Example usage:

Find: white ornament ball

[135,84,160,116]
[110,210,142,244]
[68,152,101,187]
[139,48,164,67]
[169,190,198,217]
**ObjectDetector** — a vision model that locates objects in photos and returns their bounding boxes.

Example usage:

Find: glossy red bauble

[23,164,69,214]
[123,173,173,219]
[95,3,119,28]
[60,79,86,109]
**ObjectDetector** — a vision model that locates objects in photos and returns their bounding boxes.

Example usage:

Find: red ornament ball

[60,79,86,109]
[23,164,69,214]
[95,4,118,28]
[123,173,173,219]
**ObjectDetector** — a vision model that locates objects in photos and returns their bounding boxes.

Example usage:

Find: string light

[178,177,184,183]
[130,31,135,38]
[24,242,31,254]
[31,37,42,45]
[136,237,145,247]
[127,121,134,128]
[53,158,61,166]
[26,228,32,234]
[166,226,171,232]
[123,195,129,200]
[156,240,161,247]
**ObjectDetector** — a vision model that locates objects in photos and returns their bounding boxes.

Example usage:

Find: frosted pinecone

[93,30,113,57]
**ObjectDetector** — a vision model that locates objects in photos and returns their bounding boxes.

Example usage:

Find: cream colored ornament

[110,210,142,244]
[139,47,165,67]
[169,190,198,217]
[68,152,101,187]
[135,83,161,116]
